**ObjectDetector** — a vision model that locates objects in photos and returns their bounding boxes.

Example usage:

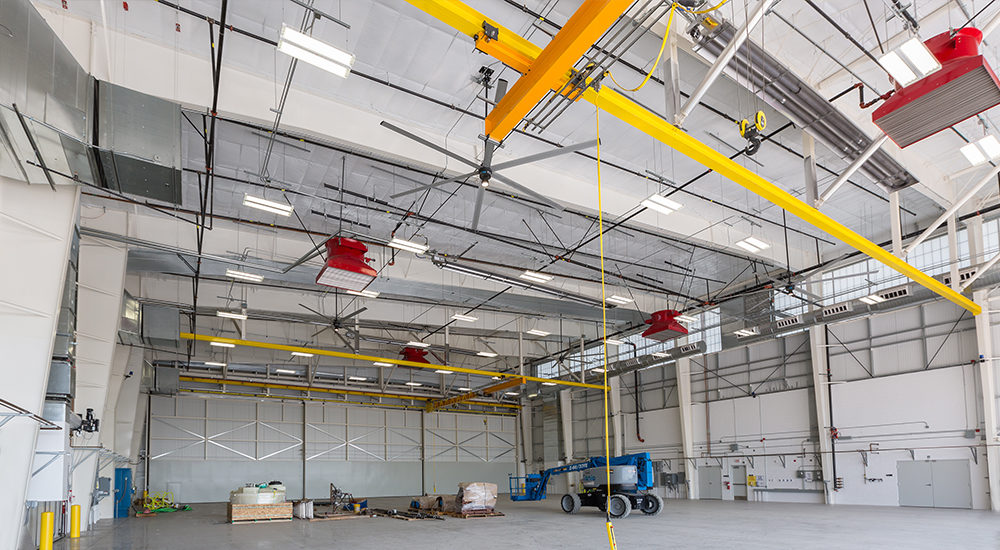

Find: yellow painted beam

[484,0,631,140]
[404,0,981,316]
[179,375,520,409]
[180,333,607,390]
[426,376,526,412]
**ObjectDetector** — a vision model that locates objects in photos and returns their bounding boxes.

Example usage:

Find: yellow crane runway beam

[483,0,632,141]
[180,332,606,390]
[403,0,981,315]
[426,376,526,412]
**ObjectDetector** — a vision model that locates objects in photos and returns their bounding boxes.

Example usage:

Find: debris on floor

[228,481,292,524]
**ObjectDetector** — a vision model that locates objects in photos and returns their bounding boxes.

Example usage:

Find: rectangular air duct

[873,28,1000,148]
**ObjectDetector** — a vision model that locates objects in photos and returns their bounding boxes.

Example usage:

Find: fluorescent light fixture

[225,269,264,283]
[274,368,298,375]
[210,341,235,348]
[388,237,429,254]
[505,392,519,396]
[528,393,538,398]
[735,237,770,254]
[675,314,697,323]
[604,339,624,346]
[859,294,886,305]
[373,362,393,367]
[435,369,453,374]
[278,23,355,78]
[216,311,247,320]
[243,194,293,216]
[477,351,498,358]
[457,387,472,391]
[346,289,379,298]
[607,295,633,305]
[526,329,551,337]
[641,193,683,215]
[291,351,314,358]
[542,382,558,386]
[491,376,501,380]
[348,376,367,381]
[651,352,670,358]
[451,313,479,322]
[960,135,1000,166]
[404,382,422,387]
[519,270,553,283]
[406,341,430,348]
[879,37,941,87]
[591,368,606,373]
[204,361,227,367]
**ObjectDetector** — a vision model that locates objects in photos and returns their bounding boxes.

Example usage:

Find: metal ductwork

[688,19,918,192]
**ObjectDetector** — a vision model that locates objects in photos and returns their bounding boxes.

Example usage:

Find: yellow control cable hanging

[595,98,617,550]
[607,2,676,92]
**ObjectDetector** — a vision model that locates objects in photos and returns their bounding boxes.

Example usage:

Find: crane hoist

[508,452,663,518]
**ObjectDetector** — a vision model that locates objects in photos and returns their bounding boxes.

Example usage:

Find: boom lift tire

[608,494,632,519]
[561,493,582,514]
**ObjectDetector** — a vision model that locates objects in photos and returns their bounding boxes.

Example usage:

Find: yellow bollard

[70,504,81,538]
[39,511,54,550]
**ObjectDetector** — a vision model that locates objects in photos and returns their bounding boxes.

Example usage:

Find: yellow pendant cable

[595,98,617,550]
[607,0,730,93]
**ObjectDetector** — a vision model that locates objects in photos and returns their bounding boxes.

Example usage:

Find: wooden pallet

[231,517,293,525]
[228,502,293,523]
[309,513,371,522]
[444,510,505,519]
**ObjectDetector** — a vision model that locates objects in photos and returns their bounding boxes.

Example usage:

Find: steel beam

[406,0,981,315]
[425,377,525,412]
[904,163,1000,258]
[816,135,888,207]
[180,332,606,390]
[484,0,631,141]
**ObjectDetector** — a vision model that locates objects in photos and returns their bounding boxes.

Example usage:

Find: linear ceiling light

[277,23,355,78]
[457,387,472,391]
[225,269,264,283]
[591,368,606,373]
[735,237,770,253]
[406,341,430,348]
[348,376,367,381]
[204,361,227,367]
[291,351,314,358]
[641,194,683,215]
[879,37,941,87]
[346,289,380,298]
[526,329,551,336]
[388,238,429,254]
[435,369,454,374]
[373,362,393,367]
[604,339,623,346]
[960,135,1000,166]
[528,393,539,398]
[519,270,553,283]
[607,295,633,305]
[404,382,423,387]
[274,368,298,375]
[452,314,478,322]
[477,351,498,358]
[859,294,886,305]
[216,311,247,320]
[675,314,698,323]
[209,341,235,348]
[542,382,558,386]
[243,194,294,216]
[505,392,519,396]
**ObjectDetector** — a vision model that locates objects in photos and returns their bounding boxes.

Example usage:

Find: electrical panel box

[659,472,685,487]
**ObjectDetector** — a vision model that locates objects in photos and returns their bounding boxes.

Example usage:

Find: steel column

[809,325,835,504]
[890,191,904,257]
[975,289,1000,511]
[676,356,697,499]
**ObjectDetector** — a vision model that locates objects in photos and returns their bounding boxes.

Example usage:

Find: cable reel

[738,110,767,155]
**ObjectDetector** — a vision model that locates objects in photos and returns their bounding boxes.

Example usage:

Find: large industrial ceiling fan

[299,303,365,352]
[380,78,598,230]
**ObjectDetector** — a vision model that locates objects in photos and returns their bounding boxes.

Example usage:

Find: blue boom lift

[509,452,662,518]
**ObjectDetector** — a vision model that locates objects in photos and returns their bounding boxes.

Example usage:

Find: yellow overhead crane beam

[404,0,981,315]
[426,376,526,412]
[180,332,606,390]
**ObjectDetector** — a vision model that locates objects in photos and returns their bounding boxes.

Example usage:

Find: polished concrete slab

[56,497,1000,549]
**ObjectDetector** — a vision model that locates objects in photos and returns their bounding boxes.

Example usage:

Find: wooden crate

[228,502,293,524]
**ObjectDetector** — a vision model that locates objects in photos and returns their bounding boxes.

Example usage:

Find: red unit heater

[401,347,431,363]
[641,310,689,342]
[315,238,377,291]
[873,28,1000,148]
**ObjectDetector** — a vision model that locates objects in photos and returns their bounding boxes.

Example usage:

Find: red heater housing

[873,28,1000,148]
[315,238,377,291]
[641,310,689,342]
[401,347,431,363]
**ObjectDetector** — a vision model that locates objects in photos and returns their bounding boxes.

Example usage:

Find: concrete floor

[56,497,1000,549]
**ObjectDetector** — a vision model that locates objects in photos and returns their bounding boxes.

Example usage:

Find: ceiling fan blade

[490,139,599,172]
[491,173,562,210]
[380,121,480,170]
[370,165,435,187]
[390,171,477,199]
[310,326,330,339]
[338,307,368,321]
[332,328,355,351]
[494,78,508,102]
[470,185,486,231]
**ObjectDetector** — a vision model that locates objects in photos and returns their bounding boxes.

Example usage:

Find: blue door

[114,468,133,518]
